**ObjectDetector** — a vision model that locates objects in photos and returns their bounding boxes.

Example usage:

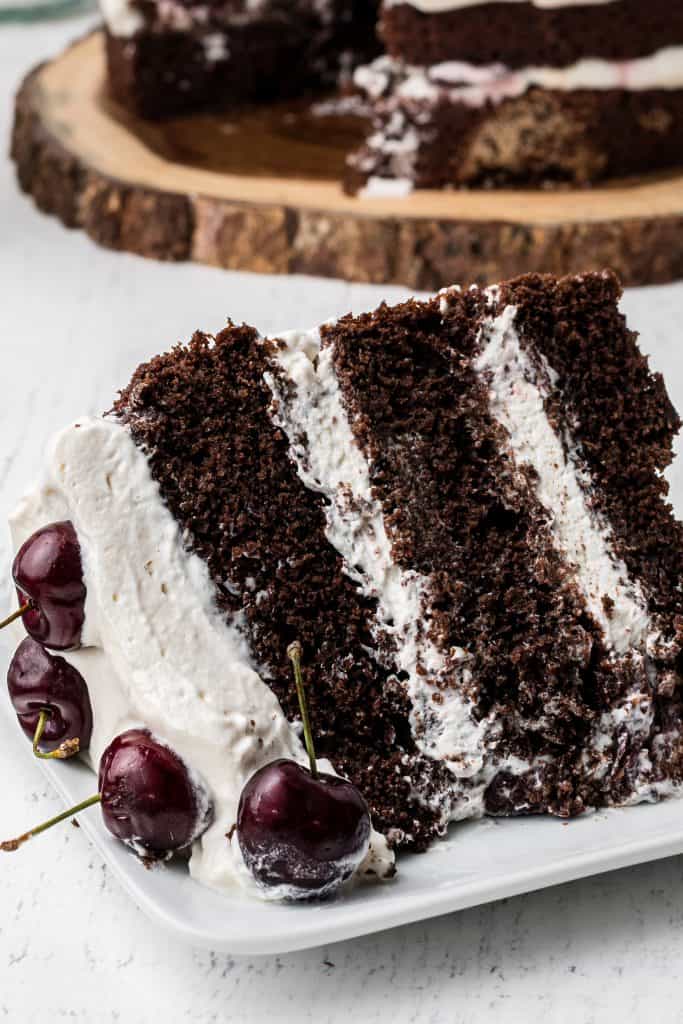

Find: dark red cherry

[237,759,371,899]
[7,637,92,758]
[98,729,213,858]
[1,729,213,858]
[12,521,86,651]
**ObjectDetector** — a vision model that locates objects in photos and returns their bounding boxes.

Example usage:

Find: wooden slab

[11,30,683,288]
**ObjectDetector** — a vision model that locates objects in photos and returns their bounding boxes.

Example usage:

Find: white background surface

[2,13,683,1022]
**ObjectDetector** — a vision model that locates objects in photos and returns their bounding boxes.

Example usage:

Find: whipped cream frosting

[355,46,683,110]
[99,0,144,37]
[384,0,620,10]
[9,418,393,896]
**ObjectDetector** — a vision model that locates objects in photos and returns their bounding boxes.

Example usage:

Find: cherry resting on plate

[0,521,86,651]
[98,729,213,857]
[7,636,93,759]
[237,642,371,900]
[1,728,213,858]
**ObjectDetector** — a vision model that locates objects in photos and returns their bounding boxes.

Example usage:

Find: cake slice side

[493,272,683,801]
[307,272,683,818]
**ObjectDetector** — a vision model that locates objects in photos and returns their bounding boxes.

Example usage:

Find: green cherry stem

[0,603,32,631]
[287,640,318,780]
[0,794,101,852]
[32,709,80,761]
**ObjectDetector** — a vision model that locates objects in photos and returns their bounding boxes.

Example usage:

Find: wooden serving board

[11,31,683,288]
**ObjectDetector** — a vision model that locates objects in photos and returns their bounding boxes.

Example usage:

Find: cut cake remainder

[99,0,683,189]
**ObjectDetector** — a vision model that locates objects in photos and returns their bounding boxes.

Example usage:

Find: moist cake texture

[100,271,683,857]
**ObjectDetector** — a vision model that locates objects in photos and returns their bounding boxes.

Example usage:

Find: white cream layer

[464,289,664,780]
[265,328,503,820]
[9,418,393,895]
[354,47,683,109]
[472,301,651,656]
[384,0,619,10]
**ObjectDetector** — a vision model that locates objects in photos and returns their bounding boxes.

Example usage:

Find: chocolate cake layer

[105,0,379,119]
[347,82,683,189]
[381,0,682,70]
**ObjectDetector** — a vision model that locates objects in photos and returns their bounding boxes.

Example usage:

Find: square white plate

[4,301,683,956]
[6,708,683,956]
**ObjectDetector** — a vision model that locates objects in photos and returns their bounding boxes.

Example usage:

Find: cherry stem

[32,709,80,761]
[287,640,318,780]
[0,793,101,852]
[0,603,32,631]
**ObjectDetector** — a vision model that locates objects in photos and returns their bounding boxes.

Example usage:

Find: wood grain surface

[11,31,683,289]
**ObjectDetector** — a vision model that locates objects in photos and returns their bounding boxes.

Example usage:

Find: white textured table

[2,16,683,1023]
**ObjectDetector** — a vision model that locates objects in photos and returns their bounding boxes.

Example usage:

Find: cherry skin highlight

[7,637,92,756]
[99,729,213,858]
[237,759,371,899]
[12,521,86,651]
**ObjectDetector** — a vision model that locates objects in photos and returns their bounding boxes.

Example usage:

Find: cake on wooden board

[99,0,683,189]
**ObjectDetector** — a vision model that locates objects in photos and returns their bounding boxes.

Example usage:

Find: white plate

[4,305,683,955]
[4,678,683,955]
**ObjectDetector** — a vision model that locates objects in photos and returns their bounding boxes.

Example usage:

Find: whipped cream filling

[9,418,393,896]
[354,46,683,109]
[264,293,673,818]
[384,0,620,10]
[463,290,669,785]
[472,301,651,657]
[264,328,506,822]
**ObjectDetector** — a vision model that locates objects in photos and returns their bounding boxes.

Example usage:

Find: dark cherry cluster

[3,521,91,760]
[2,522,212,859]
[2,526,372,899]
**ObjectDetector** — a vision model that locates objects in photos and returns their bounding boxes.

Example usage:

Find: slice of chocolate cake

[8,271,683,899]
